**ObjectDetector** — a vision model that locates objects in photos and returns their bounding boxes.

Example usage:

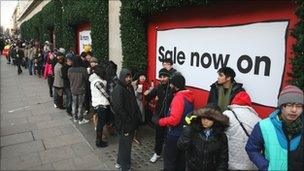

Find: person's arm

[158,94,184,127]
[216,134,229,171]
[245,123,269,170]
[94,81,110,99]
[111,87,131,126]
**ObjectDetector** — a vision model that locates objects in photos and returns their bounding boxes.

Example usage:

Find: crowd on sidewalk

[1,38,303,171]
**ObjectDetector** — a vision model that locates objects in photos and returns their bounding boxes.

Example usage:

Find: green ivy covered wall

[120,0,303,89]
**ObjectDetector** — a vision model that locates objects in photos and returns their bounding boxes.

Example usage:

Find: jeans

[154,125,167,155]
[53,87,63,107]
[163,137,185,171]
[95,106,107,136]
[64,88,72,114]
[28,59,34,75]
[47,76,54,97]
[72,94,85,120]
[117,131,135,171]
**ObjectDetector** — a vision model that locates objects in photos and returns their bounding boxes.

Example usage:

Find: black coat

[207,81,244,105]
[61,64,71,89]
[146,83,174,118]
[178,125,228,171]
[111,80,142,133]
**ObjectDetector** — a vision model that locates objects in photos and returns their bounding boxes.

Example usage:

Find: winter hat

[158,68,170,77]
[231,91,252,107]
[278,85,304,106]
[170,74,186,89]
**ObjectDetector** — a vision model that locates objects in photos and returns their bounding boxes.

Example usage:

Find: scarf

[217,86,232,112]
[281,115,303,139]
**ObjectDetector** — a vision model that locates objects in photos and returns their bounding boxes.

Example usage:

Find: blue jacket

[245,109,304,170]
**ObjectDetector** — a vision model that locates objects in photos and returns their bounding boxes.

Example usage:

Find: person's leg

[77,94,86,122]
[53,87,59,107]
[96,107,108,147]
[117,131,135,171]
[72,94,78,121]
[47,76,54,97]
[163,138,179,171]
[154,126,166,155]
[65,88,72,114]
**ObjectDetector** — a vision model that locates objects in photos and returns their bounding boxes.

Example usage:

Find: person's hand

[151,114,160,126]
[143,90,150,96]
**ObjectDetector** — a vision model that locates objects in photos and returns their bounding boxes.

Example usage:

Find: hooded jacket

[207,81,245,107]
[178,109,229,171]
[159,89,194,139]
[111,69,142,133]
[89,73,110,107]
[223,91,260,170]
[68,66,88,95]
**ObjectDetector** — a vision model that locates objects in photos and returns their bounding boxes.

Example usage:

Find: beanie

[278,85,304,106]
[170,74,186,89]
[158,68,170,77]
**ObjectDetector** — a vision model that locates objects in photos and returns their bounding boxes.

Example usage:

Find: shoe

[83,110,88,116]
[114,163,121,169]
[53,104,58,108]
[73,118,78,123]
[150,153,161,163]
[94,126,96,131]
[96,140,108,148]
[78,119,89,124]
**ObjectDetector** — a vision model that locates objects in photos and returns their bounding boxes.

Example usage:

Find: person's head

[158,68,170,85]
[162,58,174,71]
[278,85,303,124]
[89,57,98,67]
[217,67,236,85]
[119,68,132,85]
[80,52,87,60]
[85,51,93,61]
[170,73,186,91]
[193,105,229,131]
[57,55,65,64]
[93,65,106,80]
[139,74,146,83]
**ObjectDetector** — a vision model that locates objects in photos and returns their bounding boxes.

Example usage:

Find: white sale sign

[156,21,288,107]
[79,30,92,54]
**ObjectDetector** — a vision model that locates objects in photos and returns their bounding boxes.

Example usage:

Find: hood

[119,68,131,82]
[89,73,100,83]
[176,89,195,104]
[231,91,252,106]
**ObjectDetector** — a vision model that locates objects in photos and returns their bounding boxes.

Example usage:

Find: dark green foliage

[20,0,108,60]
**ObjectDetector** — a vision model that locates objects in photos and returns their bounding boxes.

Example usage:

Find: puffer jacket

[111,69,142,133]
[89,73,110,107]
[178,110,229,171]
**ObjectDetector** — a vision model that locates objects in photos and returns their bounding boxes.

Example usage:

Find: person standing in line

[223,92,260,170]
[61,54,74,115]
[145,68,174,163]
[89,65,110,148]
[152,74,194,171]
[53,53,65,109]
[68,57,89,124]
[246,85,304,170]
[44,52,56,97]
[10,45,24,74]
[207,67,247,112]
[111,68,142,171]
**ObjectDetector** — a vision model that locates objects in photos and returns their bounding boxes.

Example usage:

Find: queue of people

[3,38,303,171]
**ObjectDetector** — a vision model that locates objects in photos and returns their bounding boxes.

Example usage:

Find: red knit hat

[278,85,304,106]
[231,91,252,107]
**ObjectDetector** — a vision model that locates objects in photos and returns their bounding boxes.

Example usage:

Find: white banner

[79,30,92,54]
[156,21,288,107]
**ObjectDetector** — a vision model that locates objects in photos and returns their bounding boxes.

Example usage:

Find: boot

[96,131,108,148]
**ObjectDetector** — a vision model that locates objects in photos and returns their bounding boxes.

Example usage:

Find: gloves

[151,114,160,125]
[185,114,197,125]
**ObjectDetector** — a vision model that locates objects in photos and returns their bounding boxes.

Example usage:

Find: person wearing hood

[246,85,304,171]
[178,106,229,171]
[89,64,110,148]
[152,73,194,171]
[223,91,260,170]
[207,67,247,112]
[111,68,142,171]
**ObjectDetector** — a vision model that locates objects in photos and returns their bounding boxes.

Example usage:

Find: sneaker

[53,104,58,108]
[73,118,78,123]
[83,110,88,116]
[78,119,89,124]
[114,163,121,169]
[150,153,161,163]
[96,140,108,148]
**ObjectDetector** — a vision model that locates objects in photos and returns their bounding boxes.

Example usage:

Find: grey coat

[53,63,64,88]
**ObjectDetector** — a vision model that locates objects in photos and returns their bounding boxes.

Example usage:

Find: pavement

[0,56,163,170]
